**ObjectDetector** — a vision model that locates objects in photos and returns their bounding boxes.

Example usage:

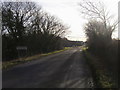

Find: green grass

[81,46,88,51]
[2,47,71,70]
[83,49,115,88]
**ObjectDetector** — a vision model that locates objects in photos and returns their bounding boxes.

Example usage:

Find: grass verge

[2,47,71,70]
[82,48,116,88]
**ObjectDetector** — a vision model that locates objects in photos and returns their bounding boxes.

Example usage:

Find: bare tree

[2,2,68,39]
[30,12,69,51]
[78,0,119,53]
[79,0,118,33]
[2,1,68,60]
[39,12,68,37]
[2,2,41,41]
[84,20,113,47]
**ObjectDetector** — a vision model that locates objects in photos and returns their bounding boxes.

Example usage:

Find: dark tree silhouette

[2,2,68,61]
[2,2,41,45]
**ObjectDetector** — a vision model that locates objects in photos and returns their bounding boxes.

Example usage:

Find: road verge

[2,47,71,70]
[82,47,116,88]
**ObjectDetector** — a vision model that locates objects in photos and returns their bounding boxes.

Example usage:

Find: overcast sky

[31,0,119,41]
[2,0,119,41]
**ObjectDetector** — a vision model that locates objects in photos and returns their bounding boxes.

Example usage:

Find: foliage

[83,50,117,88]
[84,20,113,54]
[2,2,68,61]
[79,1,118,88]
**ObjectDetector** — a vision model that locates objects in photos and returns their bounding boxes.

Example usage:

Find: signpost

[16,46,28,59]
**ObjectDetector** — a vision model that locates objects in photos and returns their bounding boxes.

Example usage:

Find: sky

[32,0,119,41]
[2,0,119,41]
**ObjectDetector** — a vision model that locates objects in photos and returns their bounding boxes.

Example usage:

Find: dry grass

[2,47,71,70]
[83,50,116,88]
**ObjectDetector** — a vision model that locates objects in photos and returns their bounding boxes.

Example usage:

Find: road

[3,47,94,88]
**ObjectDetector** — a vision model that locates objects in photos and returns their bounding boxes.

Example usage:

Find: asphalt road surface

[3,47,94,88]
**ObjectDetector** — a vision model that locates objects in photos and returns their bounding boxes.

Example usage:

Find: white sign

[16,46,27,50]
